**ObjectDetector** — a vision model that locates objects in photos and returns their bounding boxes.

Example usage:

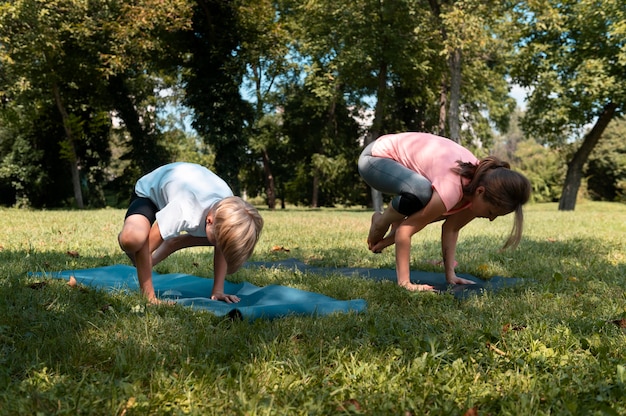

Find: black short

[124,192,158,224]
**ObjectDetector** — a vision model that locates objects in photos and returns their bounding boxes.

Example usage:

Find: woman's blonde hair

[213,196,264,274]
[455,156,531,249]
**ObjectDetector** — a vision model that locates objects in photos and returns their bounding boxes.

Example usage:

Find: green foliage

[1,204,626,414]
[1,0,626,211]
[586,118,626,202]
[513,140,567,203]
[280,80,362,206]
[511,0,626,142]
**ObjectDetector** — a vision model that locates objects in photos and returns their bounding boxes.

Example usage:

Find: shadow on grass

[2,232,623,385]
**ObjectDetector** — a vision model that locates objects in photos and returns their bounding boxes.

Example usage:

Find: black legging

[358,141,433,216]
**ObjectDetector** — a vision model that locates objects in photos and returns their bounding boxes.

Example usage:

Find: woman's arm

[441,210,477,284]
[394,192,448,289]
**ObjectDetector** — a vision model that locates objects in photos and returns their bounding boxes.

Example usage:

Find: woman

[358,132,531,291]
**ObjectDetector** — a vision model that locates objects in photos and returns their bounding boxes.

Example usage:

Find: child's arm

[440,211,477,285]
[394,192,447,290]
[151,232,209,266]
[210,244,240,303]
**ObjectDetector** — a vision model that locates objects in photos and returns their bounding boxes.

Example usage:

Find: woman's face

[471,187,509,221]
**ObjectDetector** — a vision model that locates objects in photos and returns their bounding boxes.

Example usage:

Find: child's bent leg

[118,214,151,254]
[118,214,158,302]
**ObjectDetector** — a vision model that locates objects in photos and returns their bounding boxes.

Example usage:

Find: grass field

[0,202,625,415]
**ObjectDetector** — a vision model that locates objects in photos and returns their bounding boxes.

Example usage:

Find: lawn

[0,202,625,415]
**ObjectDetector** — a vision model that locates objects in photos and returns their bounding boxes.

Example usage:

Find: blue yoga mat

[34,264,367,321]
[244,258,528,298]
[33,259,526,320]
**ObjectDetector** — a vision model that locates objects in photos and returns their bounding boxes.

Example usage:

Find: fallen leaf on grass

[337,399,361,412]
[66,250,80,258]
[464,407,479,416]
[67,275,77,287]
[271,245,290,252]
[611,318,626,329]
[120,397,136,416]
[28,282,47,290]
[487,342,507,356]
[502,323,527,333]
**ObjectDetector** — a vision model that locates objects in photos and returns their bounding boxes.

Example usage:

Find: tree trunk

[366,61,388,213]
[558,102,617,211]
[108,75,166,173]
[52,82,84,209]
[311,169,319,208]
[447,47,462,143]
[261,148,276,210]
[438,76,448,136]
[252,62,277,210]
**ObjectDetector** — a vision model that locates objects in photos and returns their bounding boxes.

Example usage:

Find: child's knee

[118,229,144,253]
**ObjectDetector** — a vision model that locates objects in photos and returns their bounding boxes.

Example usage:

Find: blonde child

[118,162,263,304]
[358,132,530,291]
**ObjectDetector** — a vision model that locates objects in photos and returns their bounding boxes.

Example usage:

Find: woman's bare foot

[367,212,389,250]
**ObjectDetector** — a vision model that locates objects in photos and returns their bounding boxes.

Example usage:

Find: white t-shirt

[134,162,233,239]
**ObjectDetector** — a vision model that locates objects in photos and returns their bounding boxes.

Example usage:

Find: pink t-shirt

[371,132,479,213]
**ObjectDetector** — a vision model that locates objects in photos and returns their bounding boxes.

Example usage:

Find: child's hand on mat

[400,282,436,292]
[446,275,475,285]
[211,293,241,303]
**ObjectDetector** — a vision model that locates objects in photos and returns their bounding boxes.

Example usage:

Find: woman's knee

[391,188,433,216]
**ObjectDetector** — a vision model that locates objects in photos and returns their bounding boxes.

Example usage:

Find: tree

[585,117,626,202]
[182,0,253,194]
[511,0,626,210]
[238,0,292,209]
[282,0,440,210]
[0,0,192,207]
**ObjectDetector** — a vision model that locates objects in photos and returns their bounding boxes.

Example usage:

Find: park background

[1,1,626,415]
[1,0,625,211]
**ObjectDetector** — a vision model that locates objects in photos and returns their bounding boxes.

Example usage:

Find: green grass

[0,202,625,415]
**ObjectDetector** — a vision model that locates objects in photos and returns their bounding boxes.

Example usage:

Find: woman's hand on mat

[211,293,241,303]
[445,275,475,285]
[399,281,436,292]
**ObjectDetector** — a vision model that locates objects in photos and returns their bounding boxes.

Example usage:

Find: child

[358,132,530,291]
[118,162,264,304]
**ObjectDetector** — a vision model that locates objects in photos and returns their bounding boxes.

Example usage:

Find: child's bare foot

[367,212,389,251]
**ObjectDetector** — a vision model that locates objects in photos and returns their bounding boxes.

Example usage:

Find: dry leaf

[67,275,77,287]
[28,281,47,290]
[271,245,290,252]
[612,318,626,328]
[487,342,507,356]
[66,250,80,258]
[464,406,479,416]
[337,399,361,412]
[502,323,526,333]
